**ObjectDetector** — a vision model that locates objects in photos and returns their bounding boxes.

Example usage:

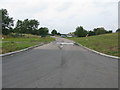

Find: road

[2,37,118,88]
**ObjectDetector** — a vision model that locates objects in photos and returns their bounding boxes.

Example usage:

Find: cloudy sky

[0,0,119,33]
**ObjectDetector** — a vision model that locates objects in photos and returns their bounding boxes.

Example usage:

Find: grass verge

[67,33,119,57]
[2,36,55,54]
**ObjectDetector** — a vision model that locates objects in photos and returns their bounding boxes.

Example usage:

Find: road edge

[0,42,52,57]
[74,42,119,60]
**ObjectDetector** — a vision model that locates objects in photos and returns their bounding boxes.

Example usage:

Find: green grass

[2,36,55,54]
[67,33,119,57]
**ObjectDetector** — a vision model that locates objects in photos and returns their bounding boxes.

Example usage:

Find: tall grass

[68,33,118,57]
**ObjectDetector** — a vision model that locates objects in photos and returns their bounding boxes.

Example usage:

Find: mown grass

[2,35,55,54]
[67,33,119,57]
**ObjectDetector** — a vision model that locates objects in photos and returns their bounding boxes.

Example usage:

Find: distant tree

[14,19,39,34]
[74,26,88,37]
[21,19,29,34]
[88,31,95,36]
[57,32,61,36]
[93,27,106,35]
[38,27,49,36]
[14,20,23,33]
[29,19,39,34]
[106,30,112,33]
[1,9,14,35]
[51,29,57,36]
[116,28,120,32]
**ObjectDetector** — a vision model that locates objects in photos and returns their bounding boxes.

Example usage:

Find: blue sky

[0,0,119,33]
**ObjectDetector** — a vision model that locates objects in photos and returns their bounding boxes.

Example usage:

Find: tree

[106,30,112,33]
[74,26,88,37]
[93,27,106,35]
[51,29,57,36]
[57,32,61,36]
[14,20,23,33]
[14,19,39,34]
[29,19,39,34]
[38,27,49,36]
[116,29,120,32]
[1,9,14,35]
[22,19,30,34]
[88,31,95,36]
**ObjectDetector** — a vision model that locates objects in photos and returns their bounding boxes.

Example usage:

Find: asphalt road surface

[2,37,118,88]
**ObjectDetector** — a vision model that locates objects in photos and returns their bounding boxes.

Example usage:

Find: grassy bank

[2,35,55,54]
[67,33,119,57]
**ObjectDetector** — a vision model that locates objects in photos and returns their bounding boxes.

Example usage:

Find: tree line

[1,9,61,37]
[74,26,118,37]
[14,19,50,36]
[1,8,119,37]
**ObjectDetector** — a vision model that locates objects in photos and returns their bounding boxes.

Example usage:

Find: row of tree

[74,26,115,37]
[1,8,119,37]
[14,19,49,36]
[1,8,61,36]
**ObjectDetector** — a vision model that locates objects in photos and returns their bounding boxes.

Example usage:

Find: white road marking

[57,42,74,45]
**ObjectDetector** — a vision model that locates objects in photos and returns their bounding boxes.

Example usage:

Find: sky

[0,0,119,34]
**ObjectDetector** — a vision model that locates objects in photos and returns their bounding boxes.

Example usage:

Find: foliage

[92,28,112,36]
[1,8,113,37]
[14,19,49,36]
[74,26,87,37]
[38,27,49,36]
[88,31,95,36]
[1,9,14,35]
[74,26,113,37]
[57,32,61,36]
[14,19,39,34]
[116,28,120,32]
[93,27,106,35]
[51,29,57,36]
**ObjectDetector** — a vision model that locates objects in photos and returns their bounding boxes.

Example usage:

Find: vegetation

[38,27,49,36]
[1,9,52,36]
[0,8,56,54]
[1,8,119,56]
[1,9,14,35]
[51,29,61,36]
[74,26,87,37]
[14,19,39,34]
[14,19,50,36]
[2,35,55,54]
[74,26,113,37]
[93,27,112,35]
[68,33,118,57]
[1,8,62,36]
[51,29,57,36]
[116,28,120,32]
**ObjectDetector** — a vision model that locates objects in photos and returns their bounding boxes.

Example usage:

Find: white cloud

[0,0,119,33]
